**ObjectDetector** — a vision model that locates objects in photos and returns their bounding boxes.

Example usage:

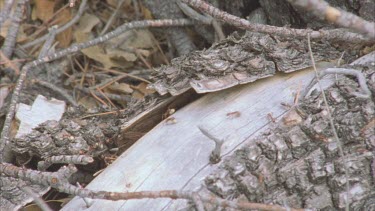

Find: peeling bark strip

[150,31,341,96]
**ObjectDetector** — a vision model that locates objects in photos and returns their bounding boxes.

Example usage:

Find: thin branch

[100,0,125,35]
[38,25,58,58]
[0,51,20,75]
[76,86,131,103]
[21,0,88,49]
[181,0,371,44]
[132,0,140,20]
[177,1,224,40]
[198,125,224,164]
[1,0,28,58]
[307,33,350,211]
[0,163,306,211]
[0,18,200,162]
[93,65,152,83]
[177,1,211,24]
[286,0,375,39]
[76,182,93,208]
[33,78,78,106]
[321,68,372,98]
[38,155,94,171]
[0,0,15,31]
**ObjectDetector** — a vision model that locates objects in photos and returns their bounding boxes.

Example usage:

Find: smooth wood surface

[63,63,334,211]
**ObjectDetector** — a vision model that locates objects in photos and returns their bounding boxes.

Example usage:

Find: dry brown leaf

[117,29,155,50]
[131,82,155,99]
[107,82,134,94]
[136,49,151,57]
[106,0,119,7]
[133,82,155,94]
[76,31,132,68]
[56,8,73,47]
[106,29,155,67]
[34,0,56,23]
[75,31,112,67]
[74,13,134,68]
[132,90,144,99]
[77,13,100,33]
[141,5,153,20]
[78,95,99,109]
[107,48,137,62]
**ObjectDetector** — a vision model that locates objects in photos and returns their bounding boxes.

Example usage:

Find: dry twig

[286,0,375,39]
[177,0,225,40]
[37,155,94,171]
[307,33,350,211]
[0,163,306,211]
[181,0,371,44]
[198,126,225,164]
[38,26,58,58]
[1,0,28,58]
[33,79,78,106]
[76,86,131,103]
[320,68,372,98]
[0,0,15,30]
[100,0,126,35]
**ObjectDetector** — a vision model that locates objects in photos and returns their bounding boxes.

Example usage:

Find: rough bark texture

[200,64,375,210]
[150,30,343,96]
[0,89,200,210]
[0,96,162,210]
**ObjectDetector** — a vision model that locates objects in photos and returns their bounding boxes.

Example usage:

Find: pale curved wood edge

[62,62,336,211]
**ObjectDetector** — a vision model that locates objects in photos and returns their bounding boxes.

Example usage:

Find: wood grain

[62,62,335,211]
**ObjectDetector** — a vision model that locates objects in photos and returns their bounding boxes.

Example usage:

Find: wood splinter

[198,126,225,164]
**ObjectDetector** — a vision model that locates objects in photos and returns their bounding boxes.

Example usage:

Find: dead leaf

[107,48,137,62]
[78,95,98,109]
[74,31,114,68]
[56,7,73,47]
[107,82,134,94]
[141,5,153,20]
[77,13,101,33]
[106,0,118,7]
[112,29,156,50]
[34,0,56,23]
[133,82,154,94]
[74,14,135,68]
[132,90,144,99]
[131,82,155,99]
